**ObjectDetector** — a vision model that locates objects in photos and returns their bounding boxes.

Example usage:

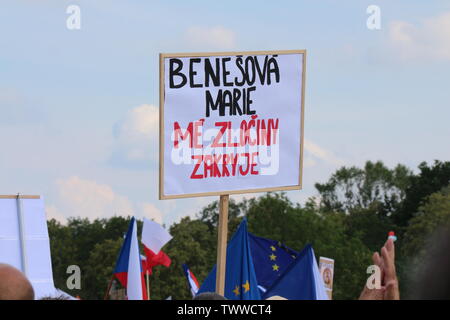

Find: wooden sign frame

[0,195,40,199]
[159,50,307,200]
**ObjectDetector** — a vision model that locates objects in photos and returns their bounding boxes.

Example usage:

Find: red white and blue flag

[113,217,147,300]
[182,264,200,297]
[141,218,172,275]
[142,247,171,275]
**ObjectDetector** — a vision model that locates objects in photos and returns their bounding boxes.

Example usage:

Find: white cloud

[185,26,236,50]
[117,104,159,141]
[45,205,67,224]
[48,176,168,225]
[388,11,450,61]
[112,104,159,165]
[304,139,344,167]
[53,176,134,220]
[140,203,163,224]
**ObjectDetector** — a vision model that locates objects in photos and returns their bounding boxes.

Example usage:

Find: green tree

[83,238,123,299]
[402,186,450,258]
[393,160,450,226]
[48,219,77,295]
[313,161,413,255]
[197,198,247,234]
[344,208,397,252]
[398,186,450,297]
[149,217,216,300]
[48,216,133,299]
[315,161,412,216]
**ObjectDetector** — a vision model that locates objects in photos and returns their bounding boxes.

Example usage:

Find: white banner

[0,196,59,299]
[160,50,306,199]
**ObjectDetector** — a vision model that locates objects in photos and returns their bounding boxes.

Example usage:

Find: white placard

[0,196,63,299]
[160,50,306,199]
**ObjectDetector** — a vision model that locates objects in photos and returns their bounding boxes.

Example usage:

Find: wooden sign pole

[215,194,229,296]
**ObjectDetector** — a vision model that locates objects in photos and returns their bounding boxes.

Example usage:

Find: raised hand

[359,238,399,300]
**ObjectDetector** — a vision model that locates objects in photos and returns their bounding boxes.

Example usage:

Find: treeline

[48,160,450,300]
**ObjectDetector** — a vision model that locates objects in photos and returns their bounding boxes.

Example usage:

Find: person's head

[266,295,287,300]
[0,263,34,300]
[193,292,227,300]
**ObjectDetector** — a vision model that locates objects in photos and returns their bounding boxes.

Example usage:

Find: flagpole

[104,275,115,300]
[215,194,229,296]
[146,270,150,300]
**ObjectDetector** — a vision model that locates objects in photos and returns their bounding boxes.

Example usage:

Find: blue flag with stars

[248,233,298,292]
[197,219,261,300]
[262,244,323,300]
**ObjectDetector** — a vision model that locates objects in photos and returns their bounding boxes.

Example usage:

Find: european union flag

[197,219,261,300]
[248,233,298,292]
[262,244,326,300]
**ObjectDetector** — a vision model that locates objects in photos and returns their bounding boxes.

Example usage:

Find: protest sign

[0,195,71,299]
[159,50,306,295]
[319,257,335,300]
[159,50,306,199]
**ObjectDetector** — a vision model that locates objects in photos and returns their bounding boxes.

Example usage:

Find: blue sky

[1,0,449,226]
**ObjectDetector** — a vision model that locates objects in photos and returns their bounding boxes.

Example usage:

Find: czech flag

[113,217,147,300]
[182,264,200,297]
[142,247,171,275]
[141,218,172,275]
